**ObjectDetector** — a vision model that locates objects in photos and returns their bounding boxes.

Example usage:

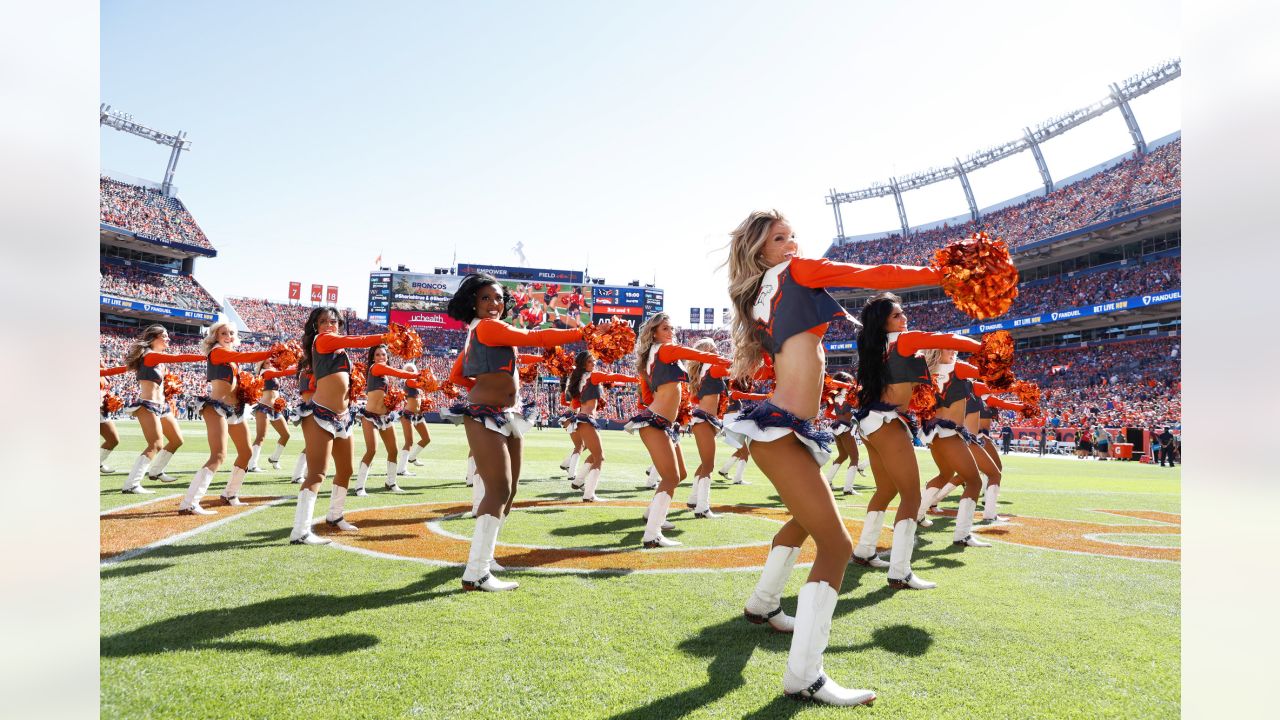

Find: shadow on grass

[100,562,175,580]
[605,584,927,720]
[101,566,459,658]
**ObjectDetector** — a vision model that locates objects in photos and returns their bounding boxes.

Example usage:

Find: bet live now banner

[100,295,218,322]
[822,289,1181,352]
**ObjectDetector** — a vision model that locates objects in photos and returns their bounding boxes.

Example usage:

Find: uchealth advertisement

[388,309,466,330]
[389,272,465,329]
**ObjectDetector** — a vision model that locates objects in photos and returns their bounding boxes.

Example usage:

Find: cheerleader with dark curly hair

[180,322,274,515]
[566,351,639,502]
[247,360,296,473]
[353,344,418,496]
[118,325,205,493]
[723,210,947,705]
[624,313,729,548]
[848,294,980,589]
[287,307,392,544]
[446,273,583,591]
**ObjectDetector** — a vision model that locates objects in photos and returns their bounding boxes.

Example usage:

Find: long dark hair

[446,273,513,323]
[365,343,388,367]
[299,306,344,374]
[566,351,592,401]
[855,293,901,409]
[125,324,167,371]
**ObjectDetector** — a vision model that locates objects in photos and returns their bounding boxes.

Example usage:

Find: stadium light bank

[100,104,191,197]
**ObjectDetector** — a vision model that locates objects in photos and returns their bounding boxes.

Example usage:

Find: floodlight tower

[99,104,191,196]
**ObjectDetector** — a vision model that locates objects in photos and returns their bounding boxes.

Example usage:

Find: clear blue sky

[101,0,1180,324]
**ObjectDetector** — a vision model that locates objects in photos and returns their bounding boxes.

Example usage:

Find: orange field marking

[319,500,893,573]
[971,508,1179,561]
[100,495,283,563]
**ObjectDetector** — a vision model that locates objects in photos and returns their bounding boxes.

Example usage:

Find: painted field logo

[318,502,1180,573]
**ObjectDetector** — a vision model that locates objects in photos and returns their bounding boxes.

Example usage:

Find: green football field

[100,421,1179,719]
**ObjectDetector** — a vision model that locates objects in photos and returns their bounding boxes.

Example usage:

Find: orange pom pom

[439,381,463,400]
[383,385,406,411]
[933,231,1020,320]
[420,396,438,413]
[583,318,636,364]
[973,331,1016,390]
[385,323,423,360]
[273,397,287,414]
[102,393,124,415]
[545,346,577,377]
[675,382,694,426]
[910,382,937,422]
[348,362,368,402]
[269,340,302,371]
[235,371,265,405]
[1011,379,1042,420]
[518,363,539,384]
[417,367,441,393]
[162,373,182,400]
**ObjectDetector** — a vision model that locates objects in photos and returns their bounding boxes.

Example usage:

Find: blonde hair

[685,338,717,396]
[634,312,670,392]
[724,209,785,382]
[201,321,238,356]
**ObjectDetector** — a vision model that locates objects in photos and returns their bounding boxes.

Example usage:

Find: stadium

[94,30,1183,720]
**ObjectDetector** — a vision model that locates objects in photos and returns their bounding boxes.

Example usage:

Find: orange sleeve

[101,365,128,377]
[708,365,730,379]
[370,363,417,380]
[143,352,206,366]
[448,354,476,390]
[475,319,582,348]
[262,367,297,380]
[656,345,728,366]
[209,347,273,365]
[789,257,941,290]
[895,331,982,357]
[953,361,980,380]
[314,332,385,354]
[826,377,853,389]
[986,397,1023,411]
[518,353,544,365]
[406,379,420,390]
[729,390,769,401]
[590,372,639,385]
[971,381,993,397]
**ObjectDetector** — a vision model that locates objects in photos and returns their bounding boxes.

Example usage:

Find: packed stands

[825,139,1181,266]
[100,176,215,251]
[100,261,219,312]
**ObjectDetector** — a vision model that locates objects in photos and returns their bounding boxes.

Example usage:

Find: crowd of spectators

[100,176,215,251]
[841,255,1181,336]
[825,139,1181,267]
[100,262,219,312]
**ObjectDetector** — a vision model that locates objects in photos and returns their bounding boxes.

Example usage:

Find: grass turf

[100,421,1179,718]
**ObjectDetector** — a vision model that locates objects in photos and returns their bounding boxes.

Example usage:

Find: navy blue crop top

[646,344,690,389]
[311,337,352,380]
[885,334,930,385]
[698,368,726,399]
[750,260,848,355]
[137,354,162,384]
[462,321,516,377]
[207,358,235,382]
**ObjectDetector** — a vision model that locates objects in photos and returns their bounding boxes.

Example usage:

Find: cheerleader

[247,360,296,472]
[397,363,432,474]
[289,307,391,544]
[684,339,769,518]
[723,210,946,705]
[445,273,582,591]
[179,322,274,514]
[353,345,418,496]
[118,326,205,493]
[913,354,991,547]
[289,367,315,484]
[566,351,639,501]
[971,382,1022,522]
[849,294,981,589]
[625,313,728,548]
[821,372,865,495]
[556,378,585,481]
[100,361,127,472]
